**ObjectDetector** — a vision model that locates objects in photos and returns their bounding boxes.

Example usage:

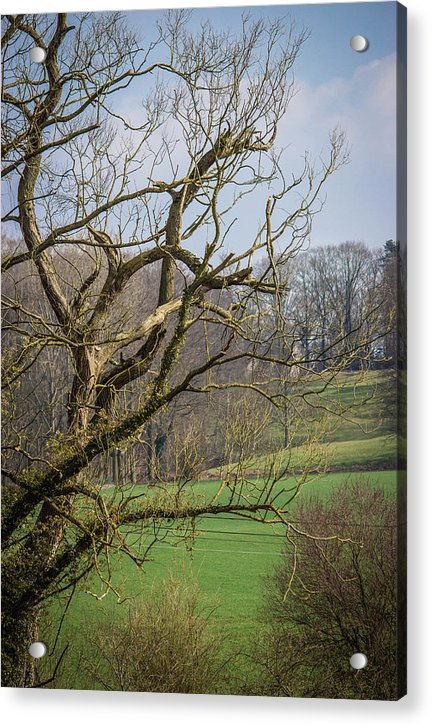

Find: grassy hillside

[203,370,400,476]
[227,433,399,474]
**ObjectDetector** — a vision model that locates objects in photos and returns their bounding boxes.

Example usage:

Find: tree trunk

[1,525,46,687]
[1,592,39,687]
[2,360,95,687]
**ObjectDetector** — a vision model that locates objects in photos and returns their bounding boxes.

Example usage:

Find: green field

[43,370,404,689]
[48,469,398,689]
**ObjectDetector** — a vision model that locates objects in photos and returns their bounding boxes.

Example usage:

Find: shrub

[252,481,399,700]
[84,574,226,694]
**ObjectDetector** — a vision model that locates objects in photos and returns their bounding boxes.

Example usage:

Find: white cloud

[281,53,396,167]
[275,54,397,248]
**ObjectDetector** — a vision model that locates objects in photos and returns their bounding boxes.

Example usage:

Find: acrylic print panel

[1,2,406,699]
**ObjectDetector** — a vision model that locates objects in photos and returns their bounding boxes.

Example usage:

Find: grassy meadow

[47,468,398,690]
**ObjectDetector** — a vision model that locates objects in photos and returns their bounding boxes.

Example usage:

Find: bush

[84,574,226,694]
[252,481,399,700]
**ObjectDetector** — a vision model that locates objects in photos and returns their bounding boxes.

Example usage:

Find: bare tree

[1,11,378,687]
[290,242,382,370]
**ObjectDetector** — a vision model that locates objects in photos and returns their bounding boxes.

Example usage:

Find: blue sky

[2,3,402,252]
[125,2,400,250]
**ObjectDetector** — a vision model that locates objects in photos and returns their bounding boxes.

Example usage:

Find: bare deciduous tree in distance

[1,11,381,687]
